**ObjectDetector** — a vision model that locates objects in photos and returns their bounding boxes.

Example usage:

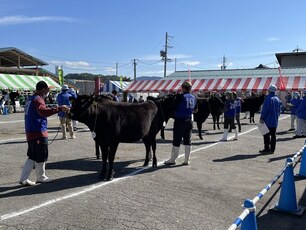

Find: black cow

[147,95,176,140]
[145,94,176,163]
[70,94,158,181]
[208,96,224,130]
[193,95,224,140]
[193,98,210,140]
[241,94,265,123]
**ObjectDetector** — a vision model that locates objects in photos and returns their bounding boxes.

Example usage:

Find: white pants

[296,118,306,136]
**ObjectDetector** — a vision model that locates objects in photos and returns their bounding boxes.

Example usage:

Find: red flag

[278,67,286,91]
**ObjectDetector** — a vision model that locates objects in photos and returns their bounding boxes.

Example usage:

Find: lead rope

[157,100,166,127]
[48,124,61,145]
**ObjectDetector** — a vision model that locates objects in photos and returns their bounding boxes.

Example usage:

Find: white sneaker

[37,177,53,183]
[71,135,76,139]
[19,179,36,186]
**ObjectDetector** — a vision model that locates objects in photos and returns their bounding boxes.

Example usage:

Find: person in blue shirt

[288,91,301,131]
[57,85,75,139]
[259,85,281,154]
[68,88,78,131]
[164,81,198,165]
[294,90,306,138]
[220,91,238,141]
[233,92,243,132]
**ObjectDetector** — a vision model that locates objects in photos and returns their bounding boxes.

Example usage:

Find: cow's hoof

[199,136,203,140]
[143,162,149,167]
[96,156,100,160]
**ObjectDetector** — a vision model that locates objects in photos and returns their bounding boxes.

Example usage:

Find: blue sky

[1,0,306,78]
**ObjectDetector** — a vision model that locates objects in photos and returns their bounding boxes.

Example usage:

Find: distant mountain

[64,73,131,81]
[136,76,162,80]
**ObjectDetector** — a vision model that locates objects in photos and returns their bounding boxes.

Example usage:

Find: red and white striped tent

[124,76,306,93]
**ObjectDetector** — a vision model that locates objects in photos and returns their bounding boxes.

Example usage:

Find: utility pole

[221,55,227,70]
[293,46,300,53]
[160,32,172,77]
[133,59,137,81]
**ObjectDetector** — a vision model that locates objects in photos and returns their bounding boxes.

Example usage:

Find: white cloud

[0,15,75,26]
[217,62,233,68]
[104,67,116,74]
[266,37,280,42]
[179,61,200,66]
[50,60,97,71]
[139,70,164,75]
[168,54,192,59]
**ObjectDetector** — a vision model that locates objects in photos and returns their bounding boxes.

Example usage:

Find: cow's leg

[107,143,119,181]
[95,141,100,159]
[160,127,165,140]
[99,145,108,180]
[212,116,216,130]
[217,116,221,130]
[196,121,203,140]
[151,135,157,167]
[142,136,151,166]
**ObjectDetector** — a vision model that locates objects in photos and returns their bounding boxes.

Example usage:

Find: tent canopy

[0,73,61,90]
[101,80,130,93]
[124,76,306,93]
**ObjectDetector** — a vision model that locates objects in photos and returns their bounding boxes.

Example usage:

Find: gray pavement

[0,112,305,229]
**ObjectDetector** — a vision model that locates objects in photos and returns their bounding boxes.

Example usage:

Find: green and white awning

[0,73,61,90]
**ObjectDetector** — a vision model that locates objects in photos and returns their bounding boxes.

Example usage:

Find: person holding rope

[19,81,70,186]
[164,81,198,166]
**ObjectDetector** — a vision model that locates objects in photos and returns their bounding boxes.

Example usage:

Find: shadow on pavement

[213,152,272,162]
[257,188,306,230]
[0,157,149,198]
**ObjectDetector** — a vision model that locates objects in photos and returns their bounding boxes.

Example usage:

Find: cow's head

[69,94,95,121]
[160,94,177,119]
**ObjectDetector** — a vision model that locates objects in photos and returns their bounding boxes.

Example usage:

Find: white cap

[268,85,277,93]
[62,85,69,91]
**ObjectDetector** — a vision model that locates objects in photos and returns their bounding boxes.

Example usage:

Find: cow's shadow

[0,157,150,198]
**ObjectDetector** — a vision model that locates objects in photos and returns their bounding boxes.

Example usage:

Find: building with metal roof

[166,66,306,80]
[0,47,47,68]
[124,50,306,93]
[275,51,306,68]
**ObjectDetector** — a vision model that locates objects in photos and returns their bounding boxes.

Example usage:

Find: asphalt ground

[0,112,306,230]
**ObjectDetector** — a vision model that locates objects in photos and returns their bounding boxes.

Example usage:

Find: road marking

[0,115,290,221]
[0,117,57,124]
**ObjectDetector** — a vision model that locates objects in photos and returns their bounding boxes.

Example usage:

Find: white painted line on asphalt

[0,115,290,221]
[0,117,57,124]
